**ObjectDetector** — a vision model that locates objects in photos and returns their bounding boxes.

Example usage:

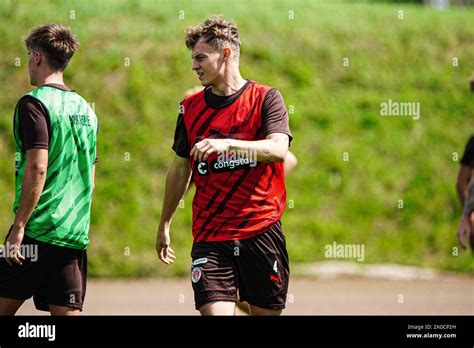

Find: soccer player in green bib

[0,24,98,315]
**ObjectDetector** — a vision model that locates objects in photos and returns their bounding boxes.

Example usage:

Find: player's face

[27,49,38,86]
[191,41,224,87]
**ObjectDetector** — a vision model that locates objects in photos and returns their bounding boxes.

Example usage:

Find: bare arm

[190,133,289,163]
[158,156,192,229]
[229,133,289,162]
[456,165,472,206]
[156,155,192,264]
[7,148,48,265]
[13,149,48,229]
[283,150,298,177]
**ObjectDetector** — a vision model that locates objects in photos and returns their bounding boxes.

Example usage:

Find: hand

[4,225,25,266]
[190,138,231,162]
[457,215,472,250]
[155,225,176,265]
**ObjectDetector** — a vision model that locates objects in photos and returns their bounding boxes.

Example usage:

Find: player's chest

[191,104,263,143]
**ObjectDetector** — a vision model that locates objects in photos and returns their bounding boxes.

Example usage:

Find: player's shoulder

[249,80,274,92]
[17,93,39,104]
[15,92,45,113]
[248,80,279,102]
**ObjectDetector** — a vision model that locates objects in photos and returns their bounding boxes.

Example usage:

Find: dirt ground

[16,275,473,315]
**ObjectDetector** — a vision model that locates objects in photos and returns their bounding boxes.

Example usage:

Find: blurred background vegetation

[0,0,473,277]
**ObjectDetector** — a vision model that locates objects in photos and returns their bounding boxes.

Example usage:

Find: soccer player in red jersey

[155,16,292,315]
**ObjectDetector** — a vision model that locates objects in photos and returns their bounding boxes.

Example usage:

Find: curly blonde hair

[185,15,240,57]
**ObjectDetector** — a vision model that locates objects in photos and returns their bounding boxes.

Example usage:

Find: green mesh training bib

[13,85,98,250]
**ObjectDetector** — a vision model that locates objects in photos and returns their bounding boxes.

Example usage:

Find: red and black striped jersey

[181,80,288,242]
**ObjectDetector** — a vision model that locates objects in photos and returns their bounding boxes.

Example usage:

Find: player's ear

[34,51,42,65]
[223,47,231,60]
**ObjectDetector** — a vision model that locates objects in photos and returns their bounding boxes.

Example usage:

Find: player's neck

[211,72,246,96]
[37,71,65,88]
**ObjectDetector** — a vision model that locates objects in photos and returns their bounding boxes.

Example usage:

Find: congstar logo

[197,161,208,175]
[195,150,258,176]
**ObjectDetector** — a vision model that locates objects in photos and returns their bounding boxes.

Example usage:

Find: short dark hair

[185,15,240,57]
[25,24,79,71]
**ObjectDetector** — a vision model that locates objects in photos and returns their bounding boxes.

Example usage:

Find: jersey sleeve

[17,96,51,151]
[172,105,189,158]
[261,89,293,145]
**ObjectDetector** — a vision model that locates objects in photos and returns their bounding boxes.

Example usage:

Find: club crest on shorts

[191,266,202,283]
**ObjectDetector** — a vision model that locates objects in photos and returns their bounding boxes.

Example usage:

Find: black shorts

[190,220,290,310]
[0,232,87,312]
